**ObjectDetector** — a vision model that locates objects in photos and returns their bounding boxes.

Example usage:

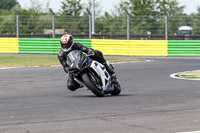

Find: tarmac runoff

[170,70,200,81]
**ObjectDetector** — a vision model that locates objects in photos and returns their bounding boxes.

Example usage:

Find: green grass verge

[0,56,145,68]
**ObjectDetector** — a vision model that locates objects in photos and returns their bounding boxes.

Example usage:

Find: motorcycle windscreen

[66,50,86,70]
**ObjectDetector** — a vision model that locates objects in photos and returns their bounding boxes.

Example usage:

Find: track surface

[1,57,200,133]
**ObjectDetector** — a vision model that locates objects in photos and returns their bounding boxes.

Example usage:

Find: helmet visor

[62,43,71,48]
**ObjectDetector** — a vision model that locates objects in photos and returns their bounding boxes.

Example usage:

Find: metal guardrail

[91,39,168,56]
[168,40,200,56]
[1,38,200,56]
[0,38,91,54]
[0,38,19,53]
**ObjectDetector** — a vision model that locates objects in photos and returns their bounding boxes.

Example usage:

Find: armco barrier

[91,39,168,56]
[0,38,19,53]
[168,40,200,56]
[75,39,91,48]
[1,38,200,56]
[19,38,60,54]
[19,38,91,54]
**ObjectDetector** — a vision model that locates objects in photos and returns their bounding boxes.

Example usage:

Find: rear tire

[110,82,121,96]
[82,72,104,97]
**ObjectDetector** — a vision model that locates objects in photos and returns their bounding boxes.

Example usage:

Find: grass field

[0,56,145,68]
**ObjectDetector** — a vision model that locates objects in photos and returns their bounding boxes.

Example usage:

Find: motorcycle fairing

[66,50,89,73]
[90,61,113,91]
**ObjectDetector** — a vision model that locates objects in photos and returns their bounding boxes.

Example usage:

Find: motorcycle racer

[58,34,115,91]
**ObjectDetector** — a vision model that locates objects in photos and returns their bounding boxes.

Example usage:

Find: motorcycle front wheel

[82,72,105,97]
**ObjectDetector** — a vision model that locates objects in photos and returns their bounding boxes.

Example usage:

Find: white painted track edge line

[170,70,200,81]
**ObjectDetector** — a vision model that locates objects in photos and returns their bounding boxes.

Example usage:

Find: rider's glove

[63,66,68,73]
[87,48,95,56]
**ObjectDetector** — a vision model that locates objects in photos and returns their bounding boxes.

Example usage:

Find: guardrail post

[125,9,130,40]
[92,0,95,34]
[14,9,19,38]
[163,8,168,40]
[86,9,92,39]
[49,9,55,38]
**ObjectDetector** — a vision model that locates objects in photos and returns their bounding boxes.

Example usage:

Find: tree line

[1,0,200,35]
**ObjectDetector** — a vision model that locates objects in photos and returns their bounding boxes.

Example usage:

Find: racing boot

[103,62,115,75]
[67,74,81,91]
[103,62,118,84]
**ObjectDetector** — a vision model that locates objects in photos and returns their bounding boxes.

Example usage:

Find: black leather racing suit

[58,43,108,91]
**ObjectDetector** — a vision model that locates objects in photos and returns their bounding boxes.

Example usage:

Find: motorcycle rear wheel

[110,81,121,96]
[82,72,105,97]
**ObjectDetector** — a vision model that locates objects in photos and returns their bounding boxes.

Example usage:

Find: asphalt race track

[1,57,200,133]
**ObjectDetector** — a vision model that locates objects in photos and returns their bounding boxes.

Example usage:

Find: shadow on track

[69,93,135,98]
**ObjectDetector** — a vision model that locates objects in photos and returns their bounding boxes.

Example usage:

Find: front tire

[82,72,104,97]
